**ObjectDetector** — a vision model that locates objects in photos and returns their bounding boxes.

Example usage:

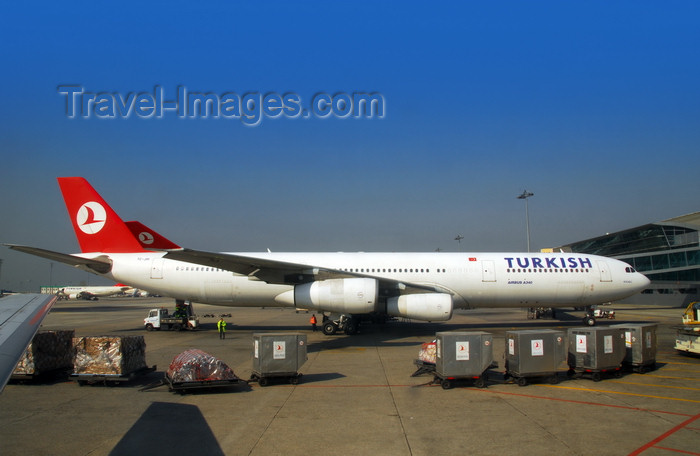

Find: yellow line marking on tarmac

[542,384,700,403]
[639,374,700,381]
[607,380,700,391]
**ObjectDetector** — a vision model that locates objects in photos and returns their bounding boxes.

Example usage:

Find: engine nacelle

[294,278,378,314]
[387,293,453,321]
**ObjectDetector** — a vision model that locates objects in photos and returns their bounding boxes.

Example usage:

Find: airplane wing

[4,244,112,274]
[162,248,446,296]
[0,294,57,393]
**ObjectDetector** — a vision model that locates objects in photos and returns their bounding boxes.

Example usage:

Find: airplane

[6,177,650,334]
[0,293,57,392]
[125,220,181,250]
[55,284,130,300]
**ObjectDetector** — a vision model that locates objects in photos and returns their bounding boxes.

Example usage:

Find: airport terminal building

[552,212,700,306]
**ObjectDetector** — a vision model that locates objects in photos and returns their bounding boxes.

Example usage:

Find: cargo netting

[13,330,75,375]
[73,336,147,375]
[418,341,437,364]
[167,349,238,383]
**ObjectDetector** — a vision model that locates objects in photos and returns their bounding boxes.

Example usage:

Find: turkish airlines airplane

[7,177,650,334]
[56,284,129,300]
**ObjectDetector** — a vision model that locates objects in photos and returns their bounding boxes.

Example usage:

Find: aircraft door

[482,260,496,282]
[597,260,612,282]
[151,258,164,279]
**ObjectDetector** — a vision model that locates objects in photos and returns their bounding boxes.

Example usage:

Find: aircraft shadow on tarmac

[109,402,224,456]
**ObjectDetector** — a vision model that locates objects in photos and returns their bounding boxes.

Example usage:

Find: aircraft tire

[345,321,358,335]
[322,322,337,335]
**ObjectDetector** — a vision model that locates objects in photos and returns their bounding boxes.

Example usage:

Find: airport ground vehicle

[144,301,199,330]
[675,301,700,355]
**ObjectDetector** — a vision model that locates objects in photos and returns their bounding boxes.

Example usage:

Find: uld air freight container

[434,331,493,389]
[250,333,307,386]
[610,323,657,373]
[567,327,626,381]
[504,329,566,386]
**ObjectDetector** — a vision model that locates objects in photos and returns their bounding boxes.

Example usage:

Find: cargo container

[434,331,493,389]
[504,329,566,386]
[11,330,75,381]
[250,333,307,386]
[71,335,155,385]
[567,327,626,381]
[610,324,657,372]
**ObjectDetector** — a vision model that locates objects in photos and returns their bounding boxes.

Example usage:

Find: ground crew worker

[310,314,317,332]
[217,317,227,339]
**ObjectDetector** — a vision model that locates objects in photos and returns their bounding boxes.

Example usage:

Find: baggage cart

[412,340,437,376]
[249,333,307,386]
[504,329,566,386]
[567,327,626,381]
[72,365,157,386]
[412,359,436,377]
[610,323,657,372]
[433,331,493,389]
[163,374,247,394]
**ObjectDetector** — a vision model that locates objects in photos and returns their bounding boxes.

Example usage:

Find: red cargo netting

[418,341,437,364]
[167,349,238,383]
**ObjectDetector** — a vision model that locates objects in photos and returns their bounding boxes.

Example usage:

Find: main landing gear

[321,314,359,335]
[582,306,597,326]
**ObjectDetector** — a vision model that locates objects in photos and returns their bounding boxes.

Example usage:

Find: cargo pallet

[164,375,248,394]
[249,372,302,387]
[623,361,657,374]
[432,370,488,389]
[504,371,560,386]
[411,360,436,377]
[566,366,622,382]
[10,368,71,383]
[71,365,157,386]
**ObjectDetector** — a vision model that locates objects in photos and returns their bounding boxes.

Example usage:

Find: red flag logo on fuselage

[77,202,107,234]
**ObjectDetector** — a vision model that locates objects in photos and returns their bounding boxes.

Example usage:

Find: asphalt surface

[0,297,698,456]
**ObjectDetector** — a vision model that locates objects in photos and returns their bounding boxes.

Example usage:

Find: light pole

[517,190,534,252]
[454,235,464,251]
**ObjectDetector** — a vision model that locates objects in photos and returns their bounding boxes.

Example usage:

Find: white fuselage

[81,251,649,310]
[57,285,127,298]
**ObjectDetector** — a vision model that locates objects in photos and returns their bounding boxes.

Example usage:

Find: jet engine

[386,293,453,321]
[292,278,379,314]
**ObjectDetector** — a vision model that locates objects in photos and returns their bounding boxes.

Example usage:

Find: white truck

[144,302,199,331]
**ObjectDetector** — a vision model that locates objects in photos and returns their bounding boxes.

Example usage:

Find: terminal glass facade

[558,213,700,285]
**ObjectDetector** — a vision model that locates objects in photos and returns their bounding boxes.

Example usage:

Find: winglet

[57,177,145,253]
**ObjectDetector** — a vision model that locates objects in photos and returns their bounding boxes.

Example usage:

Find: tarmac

[0,297,698,456]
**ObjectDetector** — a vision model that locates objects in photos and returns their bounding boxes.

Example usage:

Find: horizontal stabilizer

[4,244,112,274]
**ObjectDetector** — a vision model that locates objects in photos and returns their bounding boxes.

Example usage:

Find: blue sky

[1,2,699,290]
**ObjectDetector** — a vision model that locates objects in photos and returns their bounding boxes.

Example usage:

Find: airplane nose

[638,273,651,289]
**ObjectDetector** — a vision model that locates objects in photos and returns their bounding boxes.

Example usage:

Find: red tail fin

[125,221,181,250]
[57,177,146,253]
